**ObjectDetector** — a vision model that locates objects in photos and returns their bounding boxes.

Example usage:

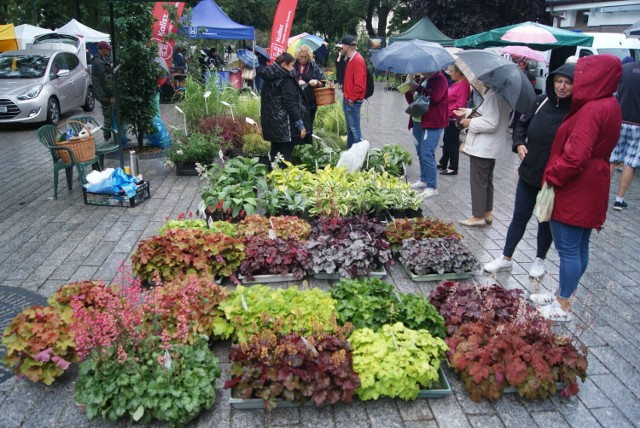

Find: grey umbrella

[456,50,536,113]
[371,39,454,74]
[624,20,640,38]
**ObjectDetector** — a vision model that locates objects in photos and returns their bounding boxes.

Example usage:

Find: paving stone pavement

[0,83,638,427]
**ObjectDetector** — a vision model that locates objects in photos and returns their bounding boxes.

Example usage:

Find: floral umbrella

[500,46,547,63]
[287,34,328,59]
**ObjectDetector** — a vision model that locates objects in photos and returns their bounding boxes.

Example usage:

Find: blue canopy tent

[182,0,254,40]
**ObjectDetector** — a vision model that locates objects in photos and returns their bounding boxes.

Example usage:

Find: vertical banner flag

[268,0,298,61]
[151,2,185,70]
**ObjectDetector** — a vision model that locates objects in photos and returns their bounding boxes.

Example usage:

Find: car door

[63,52,86,107]
[48,52,74,110]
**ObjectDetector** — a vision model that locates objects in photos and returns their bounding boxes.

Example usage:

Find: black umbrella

[254,45,269,59]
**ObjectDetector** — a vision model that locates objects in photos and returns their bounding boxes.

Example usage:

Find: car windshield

[598,48,631,60]
[0,54,50,78]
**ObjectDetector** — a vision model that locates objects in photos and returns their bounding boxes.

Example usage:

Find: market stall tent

[182,0,254,40]
[56,19,110,43]
[0,24,18,52]
[388,17,454,47]
[14,24,53,49]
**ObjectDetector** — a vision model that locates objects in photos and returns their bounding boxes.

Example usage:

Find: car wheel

[82,87,95,112]
[46,97,60,125]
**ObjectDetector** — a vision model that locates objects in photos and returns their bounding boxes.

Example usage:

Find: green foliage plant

[131,229,244,283]
[330,278,446,338]
[224,330,360,410]
[166,131,224,165]
[386,217,462,250]
[208,220,239,237]
[292,144,340,169]
[314,100,346,136]
[350,323,449,400]
[241,133,270,157]
[219,285,339,343]
[158,219,208,235]
[364,144,413,176]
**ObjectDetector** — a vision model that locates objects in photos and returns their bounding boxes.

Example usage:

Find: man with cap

[91,41,115,141]
[340,35,367,148]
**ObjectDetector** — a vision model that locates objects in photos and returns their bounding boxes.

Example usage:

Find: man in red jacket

[340,35,367,148]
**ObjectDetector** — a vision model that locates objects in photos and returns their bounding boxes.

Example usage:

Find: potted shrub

[350,323,450,400]
[224,329,360,410]
[239,236,312,283]
[399,238,480,281]
[241,133,271,165]
[167,131,225,175]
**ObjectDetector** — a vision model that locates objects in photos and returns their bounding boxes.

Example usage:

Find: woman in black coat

[259,53,309,162]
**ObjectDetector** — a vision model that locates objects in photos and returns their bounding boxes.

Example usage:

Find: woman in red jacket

[534,55,622,322]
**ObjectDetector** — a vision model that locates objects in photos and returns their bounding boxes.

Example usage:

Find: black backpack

[365,66,374,100]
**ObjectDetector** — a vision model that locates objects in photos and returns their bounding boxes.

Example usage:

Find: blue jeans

[550,220,592,299]
[412,124,442,188]
[343,97,362,148]
[503,178,552,259]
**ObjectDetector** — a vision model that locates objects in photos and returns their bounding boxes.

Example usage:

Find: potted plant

[350,323,450,400]
[364,144,412,177]
[399,238,480,281]
[385,218,462,251]
[197,115,254,157]
[239,236,312,283]
[166,131,225,175]
[237,214,311,241]
[241,133,271,165]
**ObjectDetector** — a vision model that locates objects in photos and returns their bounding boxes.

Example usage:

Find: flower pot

[416,367,453,398]
[386,208,424,220]
[401,261,473,282]
[313,267,387,280]
[176,162,199,176]
[238,273,299,284]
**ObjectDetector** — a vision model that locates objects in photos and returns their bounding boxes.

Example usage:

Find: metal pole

[32,0,37,26]
[113,64,124,169]
[109,0,116,64]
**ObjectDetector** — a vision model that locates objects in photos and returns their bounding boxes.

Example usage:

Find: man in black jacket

[91,41,114,140]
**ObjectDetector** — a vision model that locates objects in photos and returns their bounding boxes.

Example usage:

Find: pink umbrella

[500,46,547,63]
[500,23,558,44]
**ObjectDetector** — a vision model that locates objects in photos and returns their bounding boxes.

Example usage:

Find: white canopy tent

[14,24,53,49]
[56,19,109,43]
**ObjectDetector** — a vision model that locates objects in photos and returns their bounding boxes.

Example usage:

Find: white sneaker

[422,188,438,198]
[537,300,573,322]
[529,257,546,278]
[410,181,427,190]
[483,256,513,273]
[529,291,555,306]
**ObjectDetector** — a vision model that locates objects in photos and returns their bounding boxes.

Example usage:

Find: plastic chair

[37,125,100,199]
[68,114,119,169]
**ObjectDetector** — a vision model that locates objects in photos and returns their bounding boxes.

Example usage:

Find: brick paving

[0,83,638,427]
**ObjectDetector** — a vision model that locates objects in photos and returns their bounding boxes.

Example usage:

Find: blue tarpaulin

[182,0,255,40]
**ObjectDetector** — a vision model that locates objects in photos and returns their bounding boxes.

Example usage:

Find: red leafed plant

[197,115,253,153]
[237,214,311,241]
[224,328,360,410]
[240,235,312,280]
[385,217,462,250]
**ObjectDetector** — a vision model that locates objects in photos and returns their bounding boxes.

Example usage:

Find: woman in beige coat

[454,88,512,227]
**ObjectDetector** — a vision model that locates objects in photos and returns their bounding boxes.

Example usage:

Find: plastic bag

[146,115,172,148]
[86,168,115,185]
[533,182,555,222]
[336,140,371,172]
[85,167,139,197]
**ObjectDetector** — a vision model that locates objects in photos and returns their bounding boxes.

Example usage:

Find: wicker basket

[55,120,96,164]
[314,81,335,106]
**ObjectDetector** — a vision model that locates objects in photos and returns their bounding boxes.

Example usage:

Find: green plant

[313,127,346,151]
[241,133,270,157]
[364,144,413,176]
[399,238,480,275]
[131,229,244,283]
[158,218,208,235]
[314,101,346,136]
[219,285,339,343]
[350,323,449,400]
[75,335,221,427]
[330,278,446,338]
[166,131,224,165]
[386,218,462,249]
[208,220,239,237]
[292,144,340,169]
[197,115,254,153]
[237,214,311,241]
[1,305,77,385]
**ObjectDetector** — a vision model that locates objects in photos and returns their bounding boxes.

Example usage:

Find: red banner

[151,2,185,70]
[268,0,298,61]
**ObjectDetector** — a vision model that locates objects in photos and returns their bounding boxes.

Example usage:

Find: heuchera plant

[385,217,462,250]
[240,235,312,280]
[237,214,311,241]
[224,329,360,410]
[400,238,479,275]
[131,229,244,284]
[330,278,446,338]
[350,323,448,400]
[306,216,393,278]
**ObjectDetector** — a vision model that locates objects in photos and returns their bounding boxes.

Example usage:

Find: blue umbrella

[254,45,269,59]
[371,39,454,74]
[237,49,258,68]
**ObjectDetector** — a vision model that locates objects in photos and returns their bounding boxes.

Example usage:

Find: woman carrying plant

[484,63,575,278]
[293,45,324,145]
[438,64,470,176]
[536,55,622,322]
[259,52,309,163]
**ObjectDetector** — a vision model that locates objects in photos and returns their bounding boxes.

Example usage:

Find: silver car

[0,49,94,125]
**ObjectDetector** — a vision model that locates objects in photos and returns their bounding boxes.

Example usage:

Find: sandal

[537,300,573,322]
[529,291,555,306]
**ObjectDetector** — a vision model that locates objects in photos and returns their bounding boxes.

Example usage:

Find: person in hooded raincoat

[537,54,622,322]
[259,52,309,163]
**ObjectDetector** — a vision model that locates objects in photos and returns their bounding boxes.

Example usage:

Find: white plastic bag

[336,140,371,172]
[86,168,114,185]
[533,182,555,222]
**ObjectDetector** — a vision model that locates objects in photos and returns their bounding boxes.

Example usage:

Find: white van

[533,33,640,94]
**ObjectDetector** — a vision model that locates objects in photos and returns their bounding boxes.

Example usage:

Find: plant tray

[503,382,565,395]
[228,367,451,409]
[313,267,387,280]
[402,262,472,282]
[83,181,150,207]
[176,162,199,176]
[238,273,299,284]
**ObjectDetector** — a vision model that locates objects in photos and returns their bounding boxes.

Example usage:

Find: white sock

[616,196,624,203]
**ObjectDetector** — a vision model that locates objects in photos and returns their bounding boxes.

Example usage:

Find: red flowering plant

[429,281,588,401]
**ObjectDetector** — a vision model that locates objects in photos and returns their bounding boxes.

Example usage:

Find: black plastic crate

[83,181,151,207]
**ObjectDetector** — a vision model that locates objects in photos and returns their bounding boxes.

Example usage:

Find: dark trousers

[469,155,495,218]
[503,178,553,259]
[270,141,295,163]
[439,121,461,171]
[98,100,113,138]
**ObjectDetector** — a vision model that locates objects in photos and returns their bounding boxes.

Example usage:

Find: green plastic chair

[67,115,120,170]
[36,125,100,199]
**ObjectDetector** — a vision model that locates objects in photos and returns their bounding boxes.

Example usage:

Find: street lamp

[220,101,235,121]
[175,105,188,136]
[203,91,212,115]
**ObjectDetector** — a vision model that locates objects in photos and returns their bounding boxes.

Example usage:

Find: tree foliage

[400,0,550,39]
